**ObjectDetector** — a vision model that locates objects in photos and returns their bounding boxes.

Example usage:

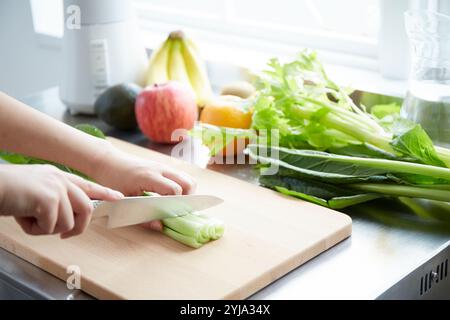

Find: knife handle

[91,200,110,219]
[91,200,103,210]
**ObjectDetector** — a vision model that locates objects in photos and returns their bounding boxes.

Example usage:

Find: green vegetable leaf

[249,144,450,206]
[329,143,399,160]
[252,51,450,166]
[391,120,447,167]
[248,52,450,208]
[388,173,450,185]
[190,123,256,156]
[348,183,450,203]
[0,151,30,164]
[252,50,400,155]
[275,167,389,184]
[75,124,106,139]
[247,145,391,184]
[371,103,401,119]
[259,174,381,209]
[247,144,450,181]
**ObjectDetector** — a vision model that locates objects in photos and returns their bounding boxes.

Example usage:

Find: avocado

[94,83,142,130]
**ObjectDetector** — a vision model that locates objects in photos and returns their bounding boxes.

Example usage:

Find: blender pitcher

[402,11,450,147]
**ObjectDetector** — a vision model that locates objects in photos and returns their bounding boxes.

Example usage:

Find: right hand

[0,164,123,238]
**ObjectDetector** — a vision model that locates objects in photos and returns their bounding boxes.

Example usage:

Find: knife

[91,195,224,229]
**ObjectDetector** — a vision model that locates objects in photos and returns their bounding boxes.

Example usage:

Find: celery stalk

[162,214,224,247]
[142,191,224,248]
[162,226,203,249]
[347,183,450,203]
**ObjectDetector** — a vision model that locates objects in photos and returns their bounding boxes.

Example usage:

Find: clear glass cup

[402,11,450,148]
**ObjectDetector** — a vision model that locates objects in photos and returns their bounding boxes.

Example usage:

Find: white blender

[60,0,147,115]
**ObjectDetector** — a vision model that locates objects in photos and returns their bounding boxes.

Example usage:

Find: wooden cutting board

[0,138,351,299]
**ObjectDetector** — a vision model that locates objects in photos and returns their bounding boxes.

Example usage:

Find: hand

[91,148,197,231]
[0,164,123,238]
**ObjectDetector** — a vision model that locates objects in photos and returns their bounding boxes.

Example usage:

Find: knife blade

[91,195,224,229]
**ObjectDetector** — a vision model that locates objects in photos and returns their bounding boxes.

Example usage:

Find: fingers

[33,197,59,235]
[60,182,94,239]
[61,174,123,238]
[14,217,57,237]
[144,168,196,196]
[65,173,123,201]
[162,170,196,195]
[14,217,38,235]
[53,192,75,234]
[17,195,63,236]
[140,220,163,232]
[147,174,183,195]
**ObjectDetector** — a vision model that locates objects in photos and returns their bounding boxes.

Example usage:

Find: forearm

[0,165,8,215]
[0,92,113,177]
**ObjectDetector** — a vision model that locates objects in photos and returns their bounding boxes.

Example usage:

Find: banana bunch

[145,31,212,106]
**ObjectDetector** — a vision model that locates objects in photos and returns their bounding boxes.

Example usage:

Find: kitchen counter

[1,87,450,300]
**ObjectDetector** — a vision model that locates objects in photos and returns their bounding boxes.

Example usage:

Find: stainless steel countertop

[1,87,450,300]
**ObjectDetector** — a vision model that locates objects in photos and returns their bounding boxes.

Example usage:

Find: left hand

[91,148,197,231]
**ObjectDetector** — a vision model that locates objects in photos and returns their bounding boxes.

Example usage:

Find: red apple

[135,81,198,144]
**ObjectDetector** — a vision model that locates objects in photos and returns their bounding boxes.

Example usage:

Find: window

[30,0,411,77]
[134,0,379,58]
[30,0,63,38]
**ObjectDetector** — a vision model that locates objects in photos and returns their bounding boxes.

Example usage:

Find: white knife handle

[92,200,102,209]
[91,200,109,218]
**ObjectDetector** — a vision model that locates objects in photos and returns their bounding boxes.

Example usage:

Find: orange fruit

[200,96,252,129]
[199,95,252,156]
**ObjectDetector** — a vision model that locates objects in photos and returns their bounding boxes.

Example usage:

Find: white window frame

[133,0,378,59]
[29,0,423,85]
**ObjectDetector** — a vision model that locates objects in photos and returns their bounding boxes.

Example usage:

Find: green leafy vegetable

[236,52,450,210]
[259,175,382,209]
[370,103,401,119]
[190,123,256,156]
[329,143,399,160]
[248,145,450,182]
[195,51,450,215]
[391,120,447,167]
[0,152,29,164]
[252,51,395,153]
[250,50,450,167]
[369,103,401,131]
[248,144,450,208]
[347,183,450,203]
[74,124,106,139]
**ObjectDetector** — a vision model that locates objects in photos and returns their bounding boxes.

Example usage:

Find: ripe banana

[168,39,191,84]
[181,39,212,106]
[145,39,171,85]
[145,31,212,106]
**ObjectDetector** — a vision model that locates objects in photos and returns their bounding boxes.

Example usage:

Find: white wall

[0,0,62,98]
